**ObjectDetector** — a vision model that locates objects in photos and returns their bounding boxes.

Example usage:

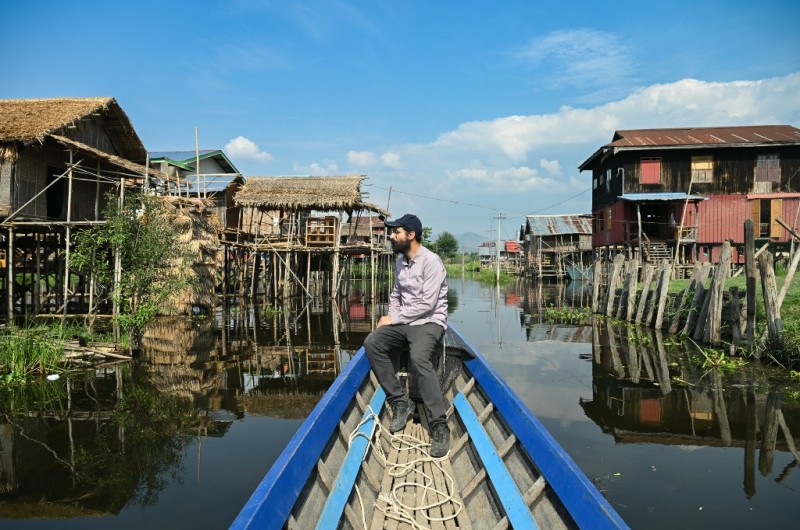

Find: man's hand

[376,315,393,328]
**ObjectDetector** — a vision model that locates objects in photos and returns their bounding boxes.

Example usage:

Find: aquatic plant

[0,324,66,382]
[543,306,591,324]
[72,192,194,345]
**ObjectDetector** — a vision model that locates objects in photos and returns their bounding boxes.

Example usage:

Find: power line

[371,184,592,217]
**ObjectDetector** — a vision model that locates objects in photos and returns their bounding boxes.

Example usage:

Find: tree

[434,231,459,260]
[72,192,193,344]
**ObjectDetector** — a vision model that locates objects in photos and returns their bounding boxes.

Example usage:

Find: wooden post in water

[625,259,639,322]
[635,264,655,324]
[654,260,672,329]
[591,259,603,313]
[615,259,634,320]
[704,241,731,345]
[744,220,757,344]
[668,262,702,334]
[777,238,800,308]
[605,253,625,317]
[646,261,666,327]
[692,277,714,341]
[730,286,742,352]
[682,262,711,336]
[758,251,783,349]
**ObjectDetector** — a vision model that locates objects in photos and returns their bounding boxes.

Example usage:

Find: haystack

[159,196,222,313]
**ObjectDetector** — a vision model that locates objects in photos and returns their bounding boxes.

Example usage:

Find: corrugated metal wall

[684,194,800,244]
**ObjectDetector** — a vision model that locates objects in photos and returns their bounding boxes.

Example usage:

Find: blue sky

[4,1,800,241]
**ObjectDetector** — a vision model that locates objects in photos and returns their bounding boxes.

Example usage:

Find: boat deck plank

[370,419,468,529]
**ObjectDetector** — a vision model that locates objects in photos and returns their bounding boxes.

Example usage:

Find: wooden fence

[591,220,796,353]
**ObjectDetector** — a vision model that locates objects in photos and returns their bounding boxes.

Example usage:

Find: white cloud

[224,136,274,163]
[292,160,339,175]
[309,73,800,232]
[431,73,800,163]
[540,159,562,176]
[347,150,377,166]
[380,152,402,169]
[446,165,556,193]
[517,29,634,90]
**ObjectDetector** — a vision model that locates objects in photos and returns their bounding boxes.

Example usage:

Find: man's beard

[391,238,411,255]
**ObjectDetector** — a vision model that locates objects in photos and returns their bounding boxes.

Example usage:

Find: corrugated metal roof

[505,241,521,253]
[176,174,240,193]
[150,150,217,160]
[525,214,592,236]
[579,125,800,171]
[619,193,707,202]
[149,149,239,174]
[610,125,800,147]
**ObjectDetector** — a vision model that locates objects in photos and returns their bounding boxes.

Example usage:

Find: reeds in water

[0,324,66,382]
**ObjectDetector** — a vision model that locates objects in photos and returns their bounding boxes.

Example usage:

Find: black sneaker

[389,398,414,433]
[430,423,450,458]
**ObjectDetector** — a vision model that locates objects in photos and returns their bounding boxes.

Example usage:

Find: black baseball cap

[385,213,422,236]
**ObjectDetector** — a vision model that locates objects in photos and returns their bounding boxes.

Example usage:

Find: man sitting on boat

[363,213,450,458]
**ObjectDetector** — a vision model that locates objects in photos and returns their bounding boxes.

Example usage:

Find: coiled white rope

[348,406,463,530]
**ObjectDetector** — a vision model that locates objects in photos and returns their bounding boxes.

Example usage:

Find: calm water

[1,278,799,528]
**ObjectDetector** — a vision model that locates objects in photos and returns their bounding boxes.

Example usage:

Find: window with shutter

[641,158,661,184]
[756,154,780,182]
[691,156,713,183]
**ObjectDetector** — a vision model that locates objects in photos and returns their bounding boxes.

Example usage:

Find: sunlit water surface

[2,277,799,529]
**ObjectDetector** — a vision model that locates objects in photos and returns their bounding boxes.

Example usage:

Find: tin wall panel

[688,194,800,244]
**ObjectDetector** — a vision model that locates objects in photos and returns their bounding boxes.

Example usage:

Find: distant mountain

[457,232,486,253]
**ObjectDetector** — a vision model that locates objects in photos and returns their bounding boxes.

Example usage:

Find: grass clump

[0,324,66,382]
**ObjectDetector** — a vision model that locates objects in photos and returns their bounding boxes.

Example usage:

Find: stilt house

[226,175,390,299]
[580,125,800,267]
[0,97,170,317]
[522,214,592,280]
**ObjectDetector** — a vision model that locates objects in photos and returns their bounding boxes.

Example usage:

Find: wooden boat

[231,326,628,529]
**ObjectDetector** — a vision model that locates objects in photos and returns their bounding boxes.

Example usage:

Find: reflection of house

[149,150,243,230]
[522,214,592,280]
[0,97,170,317]
[580,126,800,264]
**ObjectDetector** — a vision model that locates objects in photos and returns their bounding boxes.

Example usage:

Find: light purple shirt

[388,245,448,329]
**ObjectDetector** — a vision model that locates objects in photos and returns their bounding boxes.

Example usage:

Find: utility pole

[494,211,505,284]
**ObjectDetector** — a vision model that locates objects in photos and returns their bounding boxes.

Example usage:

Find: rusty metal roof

[579,125,800,171]
[525,214,592,236]
[610,125,800,147]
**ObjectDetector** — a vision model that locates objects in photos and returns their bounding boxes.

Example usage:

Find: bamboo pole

[63,148,74,317]
[7,226,13,320]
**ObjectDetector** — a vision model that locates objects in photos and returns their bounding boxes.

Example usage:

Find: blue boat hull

[231,325,628,529]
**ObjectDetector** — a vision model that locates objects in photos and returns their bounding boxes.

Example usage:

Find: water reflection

[584,317,800,498]
[0,298,375,522]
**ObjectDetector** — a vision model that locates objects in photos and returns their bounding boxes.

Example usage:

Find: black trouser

[364,322,446,426]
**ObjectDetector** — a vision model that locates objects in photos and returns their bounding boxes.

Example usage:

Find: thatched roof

[0,97,147,162]
[235,175,386,214]
[50,134,171,182]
